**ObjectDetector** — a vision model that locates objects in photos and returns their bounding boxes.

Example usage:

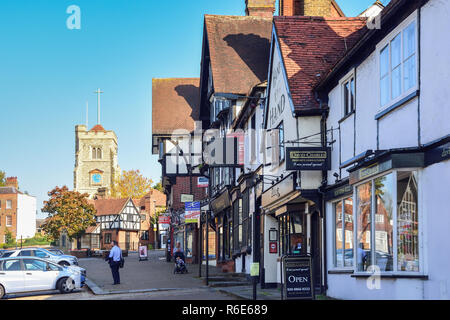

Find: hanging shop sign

[185,202,200,224]
[282,255,314,300]
[286,147,331,171]
[158,216,171,224]
[197,177,209,188]
[181,194,194,203]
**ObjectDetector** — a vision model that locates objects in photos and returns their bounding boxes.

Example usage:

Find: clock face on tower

[92,173,102,185]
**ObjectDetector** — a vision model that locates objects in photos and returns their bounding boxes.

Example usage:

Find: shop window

[242,190,250,248]
[354,171,418,273]
[334,197,354,268]
[232,198,243,251]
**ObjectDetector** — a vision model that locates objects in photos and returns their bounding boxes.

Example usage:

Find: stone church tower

[74,124,121,199]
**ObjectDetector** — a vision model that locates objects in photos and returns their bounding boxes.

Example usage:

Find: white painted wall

[16,193,36,239]
[420,0,450,144]
[324,0,450,300]
[263,214,278,284]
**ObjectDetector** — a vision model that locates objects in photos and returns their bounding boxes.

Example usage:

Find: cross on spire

[94,88,104,124]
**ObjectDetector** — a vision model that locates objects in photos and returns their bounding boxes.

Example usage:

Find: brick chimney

[245,0,276,18]
[6,177,18,189]
[280,0,344,17]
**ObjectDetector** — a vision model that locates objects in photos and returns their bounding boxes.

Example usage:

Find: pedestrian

[106,240,122,285]
[173,241,184,256]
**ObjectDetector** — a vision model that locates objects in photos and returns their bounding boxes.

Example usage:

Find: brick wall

[0,194,18,244]
[281,0,335,17]
[245,0,276,17]
[171,176,207,211]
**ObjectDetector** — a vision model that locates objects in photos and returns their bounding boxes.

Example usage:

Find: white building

[315,0,450,299]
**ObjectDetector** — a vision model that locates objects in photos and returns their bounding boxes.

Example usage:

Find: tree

[0,170,6,187]
[152,181,163,192]
[111,170,153,199]
[41,186,96,244]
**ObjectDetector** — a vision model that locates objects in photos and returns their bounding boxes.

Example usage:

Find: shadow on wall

[174,84,200,121]
[223,33,271,82]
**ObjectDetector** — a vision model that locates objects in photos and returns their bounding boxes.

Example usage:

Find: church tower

[74,124,120,199]
[74,89,120,199]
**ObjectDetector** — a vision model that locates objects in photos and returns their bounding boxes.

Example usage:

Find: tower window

[92,147,102,159]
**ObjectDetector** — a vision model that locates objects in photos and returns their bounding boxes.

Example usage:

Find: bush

[148,244,154,250]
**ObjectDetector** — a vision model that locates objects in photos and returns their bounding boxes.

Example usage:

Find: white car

[0,257,85,299]
[6,248,79,266]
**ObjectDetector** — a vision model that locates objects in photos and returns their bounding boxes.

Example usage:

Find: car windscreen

[1,252,13,258]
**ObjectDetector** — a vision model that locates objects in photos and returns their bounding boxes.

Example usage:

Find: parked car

[47,248,65,256]
[0,251,14,258]
[7,248,79,266]
[0,256,85,299]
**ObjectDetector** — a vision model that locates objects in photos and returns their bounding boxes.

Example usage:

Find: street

[6,250,239,300]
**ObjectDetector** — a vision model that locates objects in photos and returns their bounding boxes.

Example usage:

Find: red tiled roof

[85,224,100,234]
[90,198,129,216]
[273,16,367,111]
[90,124,106,132]
[205,15,273,95]
[138,189,166,208]
[152,78,200,135]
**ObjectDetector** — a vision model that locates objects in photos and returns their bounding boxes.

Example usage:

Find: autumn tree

[111,170,153,199]
[152,181,163,192]
[41,186,96,247]
[0,170,6,187]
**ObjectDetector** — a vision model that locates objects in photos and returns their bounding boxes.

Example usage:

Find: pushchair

[173,251,188,274]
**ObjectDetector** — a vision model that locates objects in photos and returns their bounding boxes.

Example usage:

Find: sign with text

[185,202,200,224]
[197,177,209,188]
[282,255,314,300]
[158,216,171,224]
[139,246,148,261]
[286,147,331,171]
[181,194,194,203]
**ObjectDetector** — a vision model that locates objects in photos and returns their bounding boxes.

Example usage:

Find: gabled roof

[204,15,273,95]
[152,78,200,135]
[89,198,131,216]
[139,189,166,208]
[273,16,367,113]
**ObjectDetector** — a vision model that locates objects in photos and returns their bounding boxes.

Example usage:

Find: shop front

[208,189,231,268]
[261,172,323,290]
[325,141,450,299]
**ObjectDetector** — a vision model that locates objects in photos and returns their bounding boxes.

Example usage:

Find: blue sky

[0,0,388,218]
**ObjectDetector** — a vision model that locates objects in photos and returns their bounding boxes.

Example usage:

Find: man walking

[106,240,122,285]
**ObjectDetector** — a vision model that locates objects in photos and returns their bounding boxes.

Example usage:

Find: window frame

[377,11,419,111]
[352,168,422,275]
[332,196,354,270]
[340,68,356,118]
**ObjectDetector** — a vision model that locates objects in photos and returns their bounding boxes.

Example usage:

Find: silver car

[8,248,79,266]
[0,257,85,299]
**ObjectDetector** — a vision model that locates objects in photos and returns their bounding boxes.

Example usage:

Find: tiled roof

[85,224,100,234]
[90,124,106,132]
[0,187,18,194]
[205,15,273,95]
[138,189,166,208]
[152,78,200,135]
[89,198,129,216]
[273,16,367,111]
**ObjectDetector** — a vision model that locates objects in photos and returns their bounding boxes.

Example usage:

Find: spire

[94,88,104,125]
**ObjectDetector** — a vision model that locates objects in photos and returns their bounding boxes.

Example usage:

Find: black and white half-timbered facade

[91,198,141,250]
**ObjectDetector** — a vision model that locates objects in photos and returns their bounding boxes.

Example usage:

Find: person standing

[106,240,122,285]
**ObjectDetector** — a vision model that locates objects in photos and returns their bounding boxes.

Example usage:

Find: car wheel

[58,277,75,294]
[59,261,70,267]
[0,285,5,299]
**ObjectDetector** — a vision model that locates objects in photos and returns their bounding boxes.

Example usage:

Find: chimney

[97,187,108,199]
[245,0,276,18]
[280,0,344,17]
[6,177,18,189]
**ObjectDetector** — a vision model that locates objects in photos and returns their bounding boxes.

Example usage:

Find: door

[23,259,56,291]
[310,212,322,293]
[0,259,25,293]
[125,232,130,250]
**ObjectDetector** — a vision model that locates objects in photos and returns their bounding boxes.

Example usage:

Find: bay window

[354,170,419,273]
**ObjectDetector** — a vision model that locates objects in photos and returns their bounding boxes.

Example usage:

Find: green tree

[0,170,6,187]
[152,181,163,192]
[41,186,96,246]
